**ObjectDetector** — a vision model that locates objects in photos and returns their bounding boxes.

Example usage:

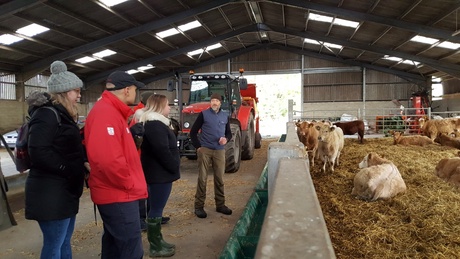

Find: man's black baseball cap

[106,71,145,91]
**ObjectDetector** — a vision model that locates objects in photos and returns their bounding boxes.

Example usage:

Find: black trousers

[139,198,149,221]
[97,201,143,259]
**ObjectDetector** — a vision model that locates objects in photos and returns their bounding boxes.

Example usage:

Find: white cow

[352,152,406,201]
[315,124,344,173]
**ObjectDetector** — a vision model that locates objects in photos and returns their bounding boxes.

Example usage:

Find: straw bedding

[311,137,460,258]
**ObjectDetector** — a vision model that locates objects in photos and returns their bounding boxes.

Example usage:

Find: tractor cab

[186,73,247,117]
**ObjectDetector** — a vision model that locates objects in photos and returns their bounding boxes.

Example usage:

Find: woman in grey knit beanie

[47,60,83,121]
[25,60,87,259]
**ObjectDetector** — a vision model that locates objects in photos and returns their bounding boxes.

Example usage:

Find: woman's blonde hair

[139,94,168,122]
[50,92,79,120]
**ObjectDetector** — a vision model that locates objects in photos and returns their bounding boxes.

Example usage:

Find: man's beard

[211,105,219,112]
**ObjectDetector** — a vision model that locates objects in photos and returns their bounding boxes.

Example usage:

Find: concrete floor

[0,139,274,259]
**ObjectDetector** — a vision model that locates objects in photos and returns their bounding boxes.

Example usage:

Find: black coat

[140,119,180,184]
[25,102,85,221]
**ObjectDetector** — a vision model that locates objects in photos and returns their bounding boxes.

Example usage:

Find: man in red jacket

[84,71,148,259]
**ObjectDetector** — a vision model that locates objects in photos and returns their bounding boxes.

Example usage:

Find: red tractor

[171,69,261,173]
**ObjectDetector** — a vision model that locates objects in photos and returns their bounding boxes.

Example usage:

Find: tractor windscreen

[189,79,228,105]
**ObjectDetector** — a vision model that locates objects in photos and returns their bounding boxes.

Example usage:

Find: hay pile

[311,137,460,258]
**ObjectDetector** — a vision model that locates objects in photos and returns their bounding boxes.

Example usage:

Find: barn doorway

[244,73,301,137]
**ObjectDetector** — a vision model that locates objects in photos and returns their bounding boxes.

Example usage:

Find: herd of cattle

[295,117,460,202]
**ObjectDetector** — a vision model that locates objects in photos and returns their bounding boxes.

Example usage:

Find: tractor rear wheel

[241,114,255,160]
[255,132,262,149]
[225,123,241,173]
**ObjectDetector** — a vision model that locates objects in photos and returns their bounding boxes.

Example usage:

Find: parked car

[1,130,18,149]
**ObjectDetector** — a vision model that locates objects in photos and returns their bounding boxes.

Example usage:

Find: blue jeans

[38,216,76,259]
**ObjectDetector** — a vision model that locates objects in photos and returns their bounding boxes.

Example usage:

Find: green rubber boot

[148,217,175,249]
[147,218,175,257]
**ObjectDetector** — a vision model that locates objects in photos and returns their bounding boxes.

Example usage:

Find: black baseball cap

[106,71,145,91]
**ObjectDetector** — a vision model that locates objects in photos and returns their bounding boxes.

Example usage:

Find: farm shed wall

[442,78,460,95]
[302,57,417,102]
[2,49,459,133]
[300,101,404,120]
[432,94,460,113]
[231,49,302,72]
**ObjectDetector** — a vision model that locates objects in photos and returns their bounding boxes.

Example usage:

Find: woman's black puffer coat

[140,112,180,184]
[25,92,85,221]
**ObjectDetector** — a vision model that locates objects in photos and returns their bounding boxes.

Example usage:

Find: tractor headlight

[184,122,190,128]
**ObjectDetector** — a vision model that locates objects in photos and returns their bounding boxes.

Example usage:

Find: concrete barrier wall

[255,122,336,258]
[5,173,27,197]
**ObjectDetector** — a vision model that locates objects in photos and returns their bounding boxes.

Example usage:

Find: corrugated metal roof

[1,0,460,89]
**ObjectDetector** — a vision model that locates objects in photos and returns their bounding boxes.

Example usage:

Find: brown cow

[434,133,460,149]
[333,120,365,143]
[352,152,406,201]
[315,124,344,173]
[392,131,435,146]
[297,121,320,167]
[435,154,460,187]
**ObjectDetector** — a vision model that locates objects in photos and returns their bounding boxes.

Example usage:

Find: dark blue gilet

[200,108,229,150]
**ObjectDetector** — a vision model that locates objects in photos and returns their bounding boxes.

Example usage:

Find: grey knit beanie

[47,61,83,93]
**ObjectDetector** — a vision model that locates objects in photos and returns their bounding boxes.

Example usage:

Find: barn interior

[1,0,460,131]
[1,0,460,258]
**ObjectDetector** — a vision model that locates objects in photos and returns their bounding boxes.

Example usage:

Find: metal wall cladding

[305,57,349,69]
[193,62,229,74]
[365,70,415,101]
[231,49,301,72]
[303,67,416,102]
[5,47,418,104]
[364,83,414,101]
[25,75,48,88]
[0,73,16,100]
[304,71,362,102]
[442,79,460,95]
[304,84,362,102]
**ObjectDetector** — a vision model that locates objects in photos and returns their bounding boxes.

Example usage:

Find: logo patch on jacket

[107,127,115,135]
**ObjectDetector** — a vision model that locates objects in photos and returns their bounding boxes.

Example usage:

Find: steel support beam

[268,25,460,79]
[84,24,260,86]
[271,0,460,43]
[21,0,232,77]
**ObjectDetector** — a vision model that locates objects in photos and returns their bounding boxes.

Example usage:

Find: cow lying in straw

[435,152,460,187]
[434,133,460,149]
[352,152,407,201]
[392,131,435,146]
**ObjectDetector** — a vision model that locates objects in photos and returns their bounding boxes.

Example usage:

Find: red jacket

[129,102,144,127]
[133,102,144,113]
[84,91,147,205]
